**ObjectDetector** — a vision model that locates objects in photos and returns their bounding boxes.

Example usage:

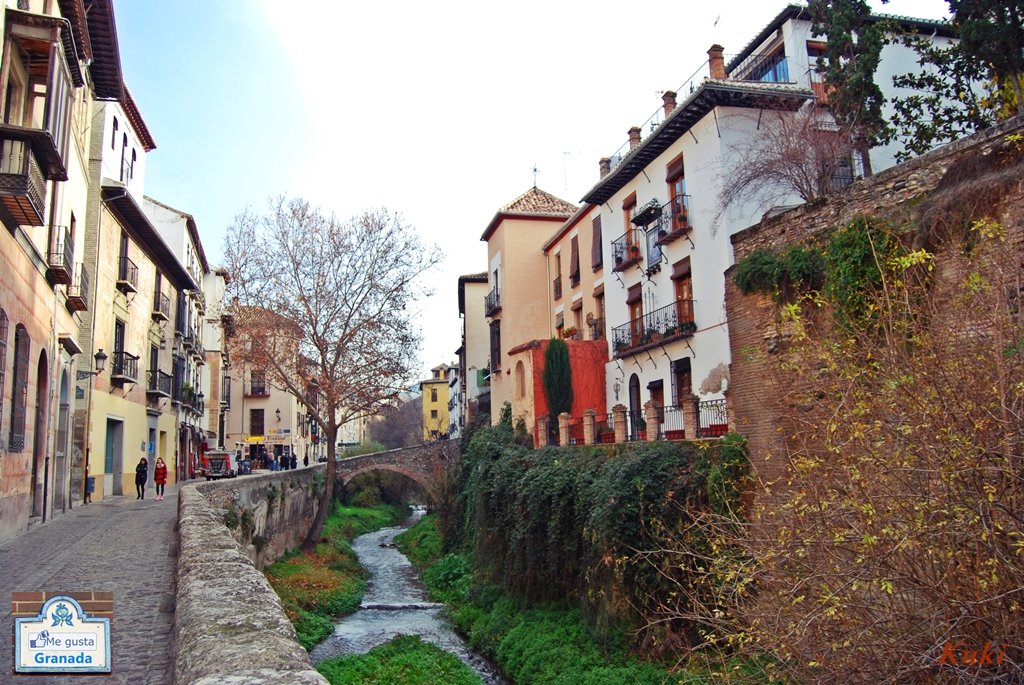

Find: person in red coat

[154,457,168,501]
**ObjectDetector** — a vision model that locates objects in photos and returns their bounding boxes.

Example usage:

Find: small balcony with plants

[611,229,644,272]
[652,195,692,247]
[46,226,74,286]
[611,300,696,358]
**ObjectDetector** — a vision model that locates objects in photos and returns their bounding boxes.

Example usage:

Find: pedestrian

[290,453,297,470]
[303,454,309,467]
[135,457,148,500]
[154,457,168,501]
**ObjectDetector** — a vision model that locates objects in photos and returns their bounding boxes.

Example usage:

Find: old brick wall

[726,114,1024,484]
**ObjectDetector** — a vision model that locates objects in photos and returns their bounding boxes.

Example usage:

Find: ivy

[733,246,825,299]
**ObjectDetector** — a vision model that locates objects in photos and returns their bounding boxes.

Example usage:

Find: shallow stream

[309,513,507,684]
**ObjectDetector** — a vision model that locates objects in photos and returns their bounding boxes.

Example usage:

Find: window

[489,321,501,372]
[431,388,438,402]
[591,216,603,270]
[672,259,694,326]
[111,117,118,150]
[430,410,438,419]
[118,231,129,280]
[671,358,693,406]
[623,193,638,247]
[250,409,265,437]
[748,48,789,83]
[0,309,7,439]
[9,324,29,451]
[569,235,580,287]
[251,370,267,395]
[666,155,688,231]
[553,253,562,300]
[154,272,163,311]
[627,284,644,345]
[515,361,526,399]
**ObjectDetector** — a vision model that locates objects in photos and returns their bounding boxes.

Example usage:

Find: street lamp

[275,408,281,422]
[76,349,108,381]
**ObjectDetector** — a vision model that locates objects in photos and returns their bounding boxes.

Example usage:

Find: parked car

[202,450,237,480]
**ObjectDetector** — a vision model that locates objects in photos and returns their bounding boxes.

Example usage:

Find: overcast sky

[115,0,951,381]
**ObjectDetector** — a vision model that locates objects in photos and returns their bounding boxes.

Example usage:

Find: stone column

[582,409,597,446]
[558,413,570,447]
[536,415,550,448]
[612,404,627,444]
[684,394,700,440]
[644,400,660,442]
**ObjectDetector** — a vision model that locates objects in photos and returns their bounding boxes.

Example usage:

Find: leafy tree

[225,197,442,549]
[948,0,1024,115]
[808,0,892,175]
[541,338,573,420]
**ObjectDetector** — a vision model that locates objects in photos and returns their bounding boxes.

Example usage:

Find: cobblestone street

[0,485,180,685]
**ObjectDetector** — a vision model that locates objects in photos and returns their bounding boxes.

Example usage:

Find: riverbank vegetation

[264,502,404,649]
[317,635,482,685]
[396,407,761,684]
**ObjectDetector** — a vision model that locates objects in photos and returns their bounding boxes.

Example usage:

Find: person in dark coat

[135,457,149,500]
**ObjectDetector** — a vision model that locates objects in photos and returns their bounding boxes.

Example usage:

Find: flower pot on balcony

[628,245,641,258]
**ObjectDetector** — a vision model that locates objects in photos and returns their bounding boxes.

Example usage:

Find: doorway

[628,374,641,439]
[30,351,49,518]
[54,371,70,512]
[104,419,124,496]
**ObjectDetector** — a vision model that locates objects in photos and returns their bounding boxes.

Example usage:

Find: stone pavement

[0,484,180,685]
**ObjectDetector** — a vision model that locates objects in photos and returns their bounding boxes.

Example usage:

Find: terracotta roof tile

[500,187,577,217]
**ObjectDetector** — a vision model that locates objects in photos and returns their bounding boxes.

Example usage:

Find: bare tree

[717,107,858,228]
[368,395,422,450]
[225,197,442,549]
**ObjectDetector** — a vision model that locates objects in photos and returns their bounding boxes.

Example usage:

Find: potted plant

[635,417,647,441]
[628,244,641,258]
[561,325,579,339]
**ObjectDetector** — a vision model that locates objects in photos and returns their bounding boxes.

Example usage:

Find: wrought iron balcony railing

[110,350,139,384]
[116,255,139,294]
[611,300,696,357]
[697,398,729,438]
[484,286,501,316]
[0,130,46,226]
[152,292,171,321]
[146,369,173,398]
[66,263,89,312]
[611,229,643,272]
[46,225,74,285]
[588,317,605,341]
[652,195,692,247]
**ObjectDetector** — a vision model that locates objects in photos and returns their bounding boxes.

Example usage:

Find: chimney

[708,44,727,80]
[628,126,642,151]
[662,90,677,117]
[599,157,611,178]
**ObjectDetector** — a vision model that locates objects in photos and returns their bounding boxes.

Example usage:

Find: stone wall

[174,467,329,685]
[725,114,1024,484]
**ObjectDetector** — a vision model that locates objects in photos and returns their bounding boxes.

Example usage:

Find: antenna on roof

[531,164,539,188]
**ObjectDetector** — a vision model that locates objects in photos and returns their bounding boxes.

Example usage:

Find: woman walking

[154,457,168,501]
[135,457,149,500]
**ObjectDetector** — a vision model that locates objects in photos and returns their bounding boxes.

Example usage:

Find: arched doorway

[31,350,49,518]
[53,370,70,512]
[628,374,641,440]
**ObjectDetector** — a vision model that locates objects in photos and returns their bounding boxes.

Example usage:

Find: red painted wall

[530,339,608,420]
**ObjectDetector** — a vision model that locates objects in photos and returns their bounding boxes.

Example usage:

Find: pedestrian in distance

[154,457,168,501]
[135,457,148,500]
[291,454,297,470]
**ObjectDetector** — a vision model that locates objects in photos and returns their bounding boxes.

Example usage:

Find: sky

[114,0,951,381]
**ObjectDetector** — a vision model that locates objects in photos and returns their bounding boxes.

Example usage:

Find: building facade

[456,272,489,431]
[420,363,450,441]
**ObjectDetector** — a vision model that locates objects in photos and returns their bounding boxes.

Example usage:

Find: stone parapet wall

[174,469,329,685]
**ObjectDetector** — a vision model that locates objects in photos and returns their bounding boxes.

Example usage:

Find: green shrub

[317,635,482,685]
[394,514,443,567]
[223,504,240,530]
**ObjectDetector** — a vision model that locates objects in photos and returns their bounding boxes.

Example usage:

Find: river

[308,513,507,684]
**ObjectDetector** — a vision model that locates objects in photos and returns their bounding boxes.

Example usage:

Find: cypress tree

[542,338,573,420]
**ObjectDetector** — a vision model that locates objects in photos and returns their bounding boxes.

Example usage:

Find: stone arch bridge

[333,441,460,496]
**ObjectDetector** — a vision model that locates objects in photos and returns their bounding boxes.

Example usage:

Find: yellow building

[420,364,451,441]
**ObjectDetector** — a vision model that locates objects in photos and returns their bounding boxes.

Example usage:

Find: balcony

[611,300,696,357]
[630,199,662,228]
[152,292,171,322]
[66,263,89,312]
[0,132,46,226]
[221,377,232,409]
[116,255,139,294]
[588,317,605,341]
[110,350,140,385]
[611,229,643,272]
[553,276,562,300]
[652,196,692,247]
[46,226,74,285]
[484,286,501,317]
[146,370,173,399]
[182,329,196,352]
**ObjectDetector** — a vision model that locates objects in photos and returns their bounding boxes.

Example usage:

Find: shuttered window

[591,216,603,270]
[569,235,580,286]
[9,324,29,452]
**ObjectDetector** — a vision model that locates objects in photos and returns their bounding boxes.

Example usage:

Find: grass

[316,635,482,685]
[264,502,404,650]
